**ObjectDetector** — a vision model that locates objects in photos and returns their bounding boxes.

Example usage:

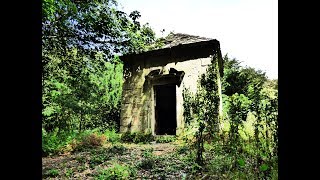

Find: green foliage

[182,54,221,165]
[227,93,251,149]
[133,131,154,143]
[237,158,245,167]
[95,163,136,180]
[42,0,159,57]
[89,153,110,169]
[120,131,154,143]
[74,130,107,151]
[42,50,123,133]
[182,54,278,178]
[222,54,267,97]
[77,165,87,172]
[138,148,155,169]
[104,129,121,143]
[119,131,135,142]
[44,168,59,178]
[75,156,87,164]
[109,144,127,155]
[65,168,74,178]
[206,153,233,174]
[42,0,162,135]
[181,150,203,173]
[182,88,195,125]
[176,145,190,154]
[42,128,78,156]
[155,135,176,143]
[260,163,269,171]
[42,128,123,156]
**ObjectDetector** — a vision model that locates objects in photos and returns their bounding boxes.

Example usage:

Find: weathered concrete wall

[120,56,212,135]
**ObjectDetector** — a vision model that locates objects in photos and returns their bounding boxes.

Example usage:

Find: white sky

[117,0,278,79]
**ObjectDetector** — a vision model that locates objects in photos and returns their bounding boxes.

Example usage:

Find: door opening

[154,84,176,135]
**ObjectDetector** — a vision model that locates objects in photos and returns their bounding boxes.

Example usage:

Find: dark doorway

[154,84,176,135]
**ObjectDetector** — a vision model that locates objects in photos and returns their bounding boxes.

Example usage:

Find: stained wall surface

[120,55,212,135]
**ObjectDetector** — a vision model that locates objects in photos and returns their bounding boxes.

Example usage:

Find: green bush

[77,165,87,172]
[104,129,121,143]
[206,153,233,174]
[65,168,74,178]
[42,128,78,156]
[89,153,109,169]
[176,145,190,154]
[109,144,127,155]
[81,133,106,147]
[42,128,107,156]
[120,131,154,143]
[75,156,87,164]
[138,148,155,169]
[133,131,154,143]
[155,135,176,143]
[72,130,107,151]
[44,168,59,178]
[95,163,136,180]
[120,131,135,142]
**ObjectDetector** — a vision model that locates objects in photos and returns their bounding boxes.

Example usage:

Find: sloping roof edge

[120,39,224,77]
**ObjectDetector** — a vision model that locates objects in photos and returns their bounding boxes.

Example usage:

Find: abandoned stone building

[119,33,224,136]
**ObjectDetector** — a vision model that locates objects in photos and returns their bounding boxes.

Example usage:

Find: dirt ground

[42,142,182,179]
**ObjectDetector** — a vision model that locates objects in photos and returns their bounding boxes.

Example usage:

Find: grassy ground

[42,141,199,179]
[42,131,278,179]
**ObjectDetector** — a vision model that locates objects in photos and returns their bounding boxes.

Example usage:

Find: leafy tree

[42,49,124,132]
[42,0,157,59]
[221,54,267,98]
[182,54,278,178]
[42,0,161,133]
[222,56,277,176]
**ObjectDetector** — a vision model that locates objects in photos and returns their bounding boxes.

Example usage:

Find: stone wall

[120,55,212,135]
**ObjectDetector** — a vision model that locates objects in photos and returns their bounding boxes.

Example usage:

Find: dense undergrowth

[181,54,278,179]
[43,126,277,179]
[42,1,277,178]
[42,55,277,179]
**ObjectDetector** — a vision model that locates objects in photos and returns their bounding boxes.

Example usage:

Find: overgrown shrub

[177,119,199,144]
[65,168,74,178]
[75,132,106,151]
[120,131,154,143]
[109,144,127,155]
[120,131,135,142]
[42,128,121,156]
[180,150,202,173]
[181,55,278,178]
[176,145,190,154]
[138,148,155,169]
[104,129,121,143]
[42,128,78,156]
[89,153,110,169]
[95,163,136,180]
[155,135,176,143]
[44,168,59,178]
[133,131,154,143]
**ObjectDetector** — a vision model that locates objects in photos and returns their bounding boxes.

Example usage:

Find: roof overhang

[120,39,224,77]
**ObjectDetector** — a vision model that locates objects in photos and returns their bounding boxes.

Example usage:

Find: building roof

[120,33,224,77]
[162,33,213,49]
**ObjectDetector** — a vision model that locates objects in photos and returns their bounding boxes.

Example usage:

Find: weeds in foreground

[94,163,136,180]
[138,148,155,169]
[155,135,176,143]
[43,168,59,178]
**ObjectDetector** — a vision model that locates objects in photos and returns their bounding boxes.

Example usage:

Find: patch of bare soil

[125,142,177,155]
